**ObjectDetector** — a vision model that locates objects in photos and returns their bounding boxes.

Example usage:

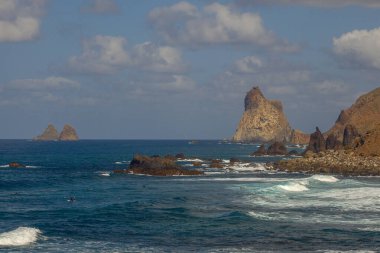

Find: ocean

[0,140,379,252]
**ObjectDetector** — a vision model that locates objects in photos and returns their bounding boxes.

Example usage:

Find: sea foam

[311,175,339,183]
[278,181,309,192]
[0,227,41,247]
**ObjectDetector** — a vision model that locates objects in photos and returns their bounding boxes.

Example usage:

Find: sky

[1,0,380,139]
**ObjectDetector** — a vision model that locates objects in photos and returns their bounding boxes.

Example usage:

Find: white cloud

[333,27,380,69]
[68,36,186,75]
[68,35,129,74]
[8,76,80,90]
[313,80,348,94]
[236,0,380,8]
[233,56,264,73]
[0,0,46,42]
[157,75,195,92]
[131,42,186,73]
[82,0,120,14]
[149,2,296,51]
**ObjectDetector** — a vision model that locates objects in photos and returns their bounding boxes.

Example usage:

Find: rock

[288,150,299,156]
[164,155,176,161]
[267,142,288,155]
[307,127,326,153]
[289,129,310,144]
[342,124,360,148]
[251,144,267,156]
[232,87,292,142]
[325,87,380,140]
[9,162,26,168]
[34,124,59,141]
[209,159,224,168]
[59,124,79,141]
[355,124,380,156]
[325,133,342,150]
[119,154,203,176]
[192,161,202,167]
[175,153,185,159]
[230,158,240,164]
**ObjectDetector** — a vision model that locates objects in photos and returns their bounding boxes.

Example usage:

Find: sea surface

[0,140,379,252]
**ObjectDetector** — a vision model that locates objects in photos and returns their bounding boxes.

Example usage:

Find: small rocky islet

[34,124,79,141]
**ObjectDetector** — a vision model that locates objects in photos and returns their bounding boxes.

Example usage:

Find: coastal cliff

[232,87,292,142]
[325,87,380,140]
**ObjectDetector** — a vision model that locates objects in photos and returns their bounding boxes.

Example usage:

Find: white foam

[178,158,204,162]
[0,227,41,247]
[311,175,339,183]
[25,166,39,168]
[182,177,288,182]
[100,172,111,177]
[0,165,9,168]
[278,181,309,192]
[228,163,267,172]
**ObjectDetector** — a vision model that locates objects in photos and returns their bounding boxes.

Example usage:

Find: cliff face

[289,129,310,144]
[232,87,292,142]
[355,124,380,156]
[59,124,79,141]
[34,124,59,141]
[326,87,380,140]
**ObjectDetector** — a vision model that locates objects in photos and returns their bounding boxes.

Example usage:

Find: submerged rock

[9,162,26,168]
[114,154,203,176]
[251,144,267,156]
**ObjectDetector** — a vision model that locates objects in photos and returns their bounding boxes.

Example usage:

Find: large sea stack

[34,124,59,141]
[326,87,380,140]
[232,87,293,143]
[59,124,79,141]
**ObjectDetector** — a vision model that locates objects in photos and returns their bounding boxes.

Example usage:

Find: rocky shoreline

[271,150,380,176]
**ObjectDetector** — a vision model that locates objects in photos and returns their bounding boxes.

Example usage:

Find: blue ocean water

[0,140,379,252]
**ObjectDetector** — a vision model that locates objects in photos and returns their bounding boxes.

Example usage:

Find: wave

[278,181,309,192]
[0,227,41,247]
[0,165,9,168]
[228,163,266,172]
[178,158,204,162]
[310,175,339,183]
[114,161,129,165]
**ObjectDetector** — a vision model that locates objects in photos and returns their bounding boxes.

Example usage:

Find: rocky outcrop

[342,124,361,148]
[355,124,380,156]
[325,133,341,150]
[326,87,380,140]
[252,144,267,156]
[232,87,292,142]
[59,124,79,141]
[34,124,59,141]
[306,127,326,153]
[9,162,26,168]
[114,154,203,176]
[267,142,288,155]
[289,129,310,144]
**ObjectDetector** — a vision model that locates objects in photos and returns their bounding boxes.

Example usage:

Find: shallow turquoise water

[0,140,379,252]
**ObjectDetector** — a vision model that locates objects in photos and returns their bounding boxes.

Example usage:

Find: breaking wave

[0,227,42,247]
[278,181,309,192]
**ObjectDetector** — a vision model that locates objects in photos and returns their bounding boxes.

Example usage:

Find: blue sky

[1,0,380,139]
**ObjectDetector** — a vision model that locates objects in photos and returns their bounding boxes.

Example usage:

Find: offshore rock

[306,127,326,153]
[9,162,26,168]
[59,124,79,141]
[267,142,288,155]
[251,144,267,156]
[326,87,380,140]
[114,154,203,176]
[232,87,292,142]
[34,124,59,141]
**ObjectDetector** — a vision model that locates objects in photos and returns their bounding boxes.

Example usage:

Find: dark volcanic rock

[343,124,360,148]
[114,154,203,176]
[175,153,185,159]
[307,127,326,153]
[325,133,342,150]
[230,158,240,164]
[288,150,299,156]
[251,144,267,156]
[267,142,288,155]
[9,162,26,168]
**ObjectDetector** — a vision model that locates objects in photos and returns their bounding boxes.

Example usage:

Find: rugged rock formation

[306,127,326,153]
[342,124,361,148]
[267,142,288,155]
[289,129,310,144]
[9,162,26,168]
[326,87,380,140]
[252,144,267,156]
[34,124,59,141]
[59,124,79,141]
[232,87,292,142]
[355,124,380,156]
[113,154,203,176]
[325,133,341,150]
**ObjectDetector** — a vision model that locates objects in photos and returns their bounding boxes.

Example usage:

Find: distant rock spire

[59,124,79,141]
[34,124,59,141]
